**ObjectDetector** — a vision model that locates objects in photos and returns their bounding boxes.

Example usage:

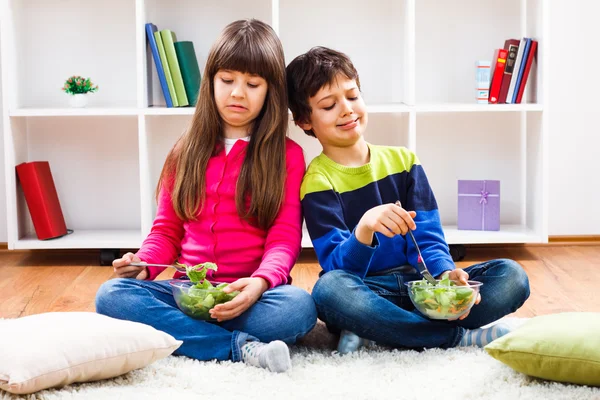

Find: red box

[16,161,68,240]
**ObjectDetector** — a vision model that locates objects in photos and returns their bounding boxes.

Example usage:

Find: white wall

[547,0,600,235]
[0,1,598,241]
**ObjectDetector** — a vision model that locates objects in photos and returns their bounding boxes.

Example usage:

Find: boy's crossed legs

[312,259,530,352]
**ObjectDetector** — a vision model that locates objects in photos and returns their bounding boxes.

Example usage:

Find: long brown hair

[156,19,288,230]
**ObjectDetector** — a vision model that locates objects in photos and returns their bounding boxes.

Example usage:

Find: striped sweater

[300,143,455,279]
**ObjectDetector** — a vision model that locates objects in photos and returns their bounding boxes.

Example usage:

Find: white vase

[69,93,88,108]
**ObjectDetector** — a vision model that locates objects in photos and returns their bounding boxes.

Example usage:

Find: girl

[95,19,317,373]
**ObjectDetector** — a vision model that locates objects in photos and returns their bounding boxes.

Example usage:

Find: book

[476,61,491,104]
[498,39,520,103]
[145,23,173,108]
[154,31,178,107]
[506,38,529,104]
[160,29,189,107]
[174,41,201,106]
[515,39,538,104]
[488,48,509,104]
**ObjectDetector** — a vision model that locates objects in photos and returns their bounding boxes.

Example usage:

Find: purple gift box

[457,180,500,231]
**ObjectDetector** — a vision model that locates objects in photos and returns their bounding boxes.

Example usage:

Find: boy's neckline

[318,143,374,175]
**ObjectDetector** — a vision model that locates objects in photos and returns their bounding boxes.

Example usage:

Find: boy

[286,46,530,353]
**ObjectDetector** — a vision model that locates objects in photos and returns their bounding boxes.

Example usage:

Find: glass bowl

[169,280,239,321]
[405,279,482,320]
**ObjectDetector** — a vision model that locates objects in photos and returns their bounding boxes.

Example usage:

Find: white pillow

[0,312,182,395]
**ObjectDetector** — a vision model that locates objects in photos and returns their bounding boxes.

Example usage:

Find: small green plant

[62,75,98,95]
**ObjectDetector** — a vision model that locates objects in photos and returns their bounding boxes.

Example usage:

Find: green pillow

[485,312,600,386]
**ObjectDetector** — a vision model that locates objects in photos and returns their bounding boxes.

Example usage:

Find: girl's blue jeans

[95,278,317,362]
[311,258,530,349]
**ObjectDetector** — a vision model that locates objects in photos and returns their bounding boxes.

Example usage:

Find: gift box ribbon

[458,181,499,229]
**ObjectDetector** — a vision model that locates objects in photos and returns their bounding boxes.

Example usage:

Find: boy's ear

[297,121,312,131]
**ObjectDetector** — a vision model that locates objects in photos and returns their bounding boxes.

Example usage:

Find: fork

[128,262,187,273]
[395,200,437,285]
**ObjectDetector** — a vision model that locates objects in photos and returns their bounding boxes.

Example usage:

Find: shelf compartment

[8,116,142,247]
[143,115,192,229]
[143,0,273,108]
[5,0,137,109]
[415,112,546,243]
[279,0,409,105]
[415,0,536,104]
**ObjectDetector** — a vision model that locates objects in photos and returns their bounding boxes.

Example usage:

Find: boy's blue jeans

[95,279,317,362]
[312,258,530,349]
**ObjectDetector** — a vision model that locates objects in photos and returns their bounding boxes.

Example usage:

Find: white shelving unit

[0,0,548,252]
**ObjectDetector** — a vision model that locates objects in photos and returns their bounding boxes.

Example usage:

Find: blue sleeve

[404,164,455,278]
[302,186,378,279]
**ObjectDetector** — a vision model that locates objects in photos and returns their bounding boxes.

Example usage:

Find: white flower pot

[69,93,88,108]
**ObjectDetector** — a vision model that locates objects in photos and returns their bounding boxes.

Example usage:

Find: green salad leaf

[174,262,239,320]
[409,276,475,319]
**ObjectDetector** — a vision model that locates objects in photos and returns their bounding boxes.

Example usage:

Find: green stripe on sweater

[301,144,420,199]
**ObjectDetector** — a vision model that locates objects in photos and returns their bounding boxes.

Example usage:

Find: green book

[160,29,189,107]
[153,31,178,107]
[174,41,201,106]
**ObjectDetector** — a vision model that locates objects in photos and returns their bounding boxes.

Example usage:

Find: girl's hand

[209,277,269,322]
[439,269,482,320]
[355,203,417,245]
[112,252,148,280]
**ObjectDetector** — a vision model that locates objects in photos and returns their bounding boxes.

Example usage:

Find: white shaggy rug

[2,346,599,400]
[2,319,599,400]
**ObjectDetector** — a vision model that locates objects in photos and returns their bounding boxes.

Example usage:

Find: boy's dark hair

[286,46,360,137]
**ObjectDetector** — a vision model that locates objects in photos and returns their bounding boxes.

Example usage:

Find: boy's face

[299,74,367,148]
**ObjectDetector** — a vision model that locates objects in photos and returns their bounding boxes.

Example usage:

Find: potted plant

[62,76,98,108]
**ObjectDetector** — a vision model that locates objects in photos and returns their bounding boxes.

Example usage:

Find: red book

[16,161,68,240]
[488,48,509,104]
[515,40,538,104]
[498,39,520,103]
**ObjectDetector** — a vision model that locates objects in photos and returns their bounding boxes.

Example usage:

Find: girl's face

[213,69,268,138]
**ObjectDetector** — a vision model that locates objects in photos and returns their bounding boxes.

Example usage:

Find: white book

[506,38,528,104]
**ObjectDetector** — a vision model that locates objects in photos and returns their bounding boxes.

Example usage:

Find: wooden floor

[1,245,599,319]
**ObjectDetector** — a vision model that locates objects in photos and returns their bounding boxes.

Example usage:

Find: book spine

[154,31,178,107]
[506,38,528,104]
[498,40,520,103]
[511,38,532,103]
[488,49,509,104]
[174,41,201,106]
[515,40,538,104]
[476,61,491,104]
[145,23,173,107]
[160,30,189,107]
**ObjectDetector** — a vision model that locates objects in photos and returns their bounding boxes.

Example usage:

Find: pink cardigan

[136,138,306,287]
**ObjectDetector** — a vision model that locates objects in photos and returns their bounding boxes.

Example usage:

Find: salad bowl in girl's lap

[406,276,482,320]
[170,280,239,321]
[169,262,239,321]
